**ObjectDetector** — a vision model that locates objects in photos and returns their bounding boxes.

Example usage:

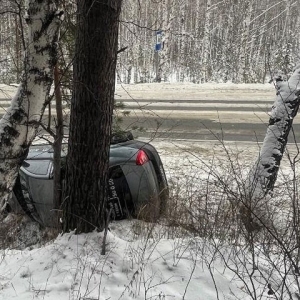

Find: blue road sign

[155,30,163,51]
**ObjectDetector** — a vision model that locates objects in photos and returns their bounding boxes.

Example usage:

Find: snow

[1,82,275,100]
[0,230,238,300]
[0,139,299,300]
[115,82,275,101]
[0,82,299,299]
[248,66,300,199]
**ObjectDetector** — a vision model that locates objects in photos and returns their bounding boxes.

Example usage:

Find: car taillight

[136,150,149,165]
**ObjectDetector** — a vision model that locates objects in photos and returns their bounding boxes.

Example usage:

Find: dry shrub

[161,141,300,299]
[0,213,60,250]
[136,194,161,223]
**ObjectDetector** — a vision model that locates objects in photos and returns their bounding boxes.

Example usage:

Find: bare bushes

[164,141,300,299]
[0,213,44,249]
[164,143,246,240]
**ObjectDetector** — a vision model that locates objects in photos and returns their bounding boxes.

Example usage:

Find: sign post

[155,30,163,82]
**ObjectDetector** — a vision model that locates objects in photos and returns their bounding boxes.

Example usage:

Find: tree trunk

[239,1,253,83]
[0,0,61,212]
[201,0,212,82]
[53,64,64,213]
[244,65,300,229]
[160,0,175,82]
[63,0,122,233]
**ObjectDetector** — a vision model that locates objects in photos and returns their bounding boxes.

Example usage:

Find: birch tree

[0,0,62,211]
[159,0,175,81]
[238,0,253,83]
[244,65,300,230]
[3,0,300,84]
[201,0,212,83]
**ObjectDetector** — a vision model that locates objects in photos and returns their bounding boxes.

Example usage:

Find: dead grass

[0,213,60,250]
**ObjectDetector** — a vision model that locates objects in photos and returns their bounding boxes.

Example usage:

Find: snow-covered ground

[0,227,238,300]
[0,83,299,299]
[1,82,275,101]
[0,228,245,300]
[0,139,299,300]
[115,82,275,100]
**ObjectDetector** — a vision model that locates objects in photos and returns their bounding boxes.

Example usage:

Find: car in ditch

[11,133,169,227]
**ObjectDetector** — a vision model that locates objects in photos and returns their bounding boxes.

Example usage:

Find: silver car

[11,134,169,227]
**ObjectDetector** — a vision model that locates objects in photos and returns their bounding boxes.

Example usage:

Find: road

[1,96,300,143]
[117,98,300,142]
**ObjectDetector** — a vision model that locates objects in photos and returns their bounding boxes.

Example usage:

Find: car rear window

[22,160,51,176]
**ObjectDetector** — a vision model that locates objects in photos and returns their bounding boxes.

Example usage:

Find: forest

[1,1,300,299]
[0,0,299,84]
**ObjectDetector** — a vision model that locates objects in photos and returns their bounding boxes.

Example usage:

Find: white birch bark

[282,0,292,75]
[178,0,186,82]
[223,2,235,82]
[245,65,300,228]
[238,0,253,83]
[160,0,175,81]
[201,0,212,83]
[0,0,62,211]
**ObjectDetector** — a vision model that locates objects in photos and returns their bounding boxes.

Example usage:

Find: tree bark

[0,0,61,212]
[201,0,212,83]
[63,0,122,233]
[159,0,175,82]
[238,0,253,83]
[244,65,300,229]
[53,63,64,212]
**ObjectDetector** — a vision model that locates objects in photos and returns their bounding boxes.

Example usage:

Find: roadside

[115,82,275,100]
[1,82,294,142]
[0,82,275,101]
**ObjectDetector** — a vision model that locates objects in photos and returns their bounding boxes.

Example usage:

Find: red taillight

[136,150,149,165]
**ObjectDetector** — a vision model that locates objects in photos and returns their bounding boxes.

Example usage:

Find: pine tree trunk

[0,0,61,212]
[63,0,122,233]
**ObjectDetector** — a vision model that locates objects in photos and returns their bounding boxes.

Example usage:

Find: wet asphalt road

[1,98,300,143]
[117,99,300,143]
